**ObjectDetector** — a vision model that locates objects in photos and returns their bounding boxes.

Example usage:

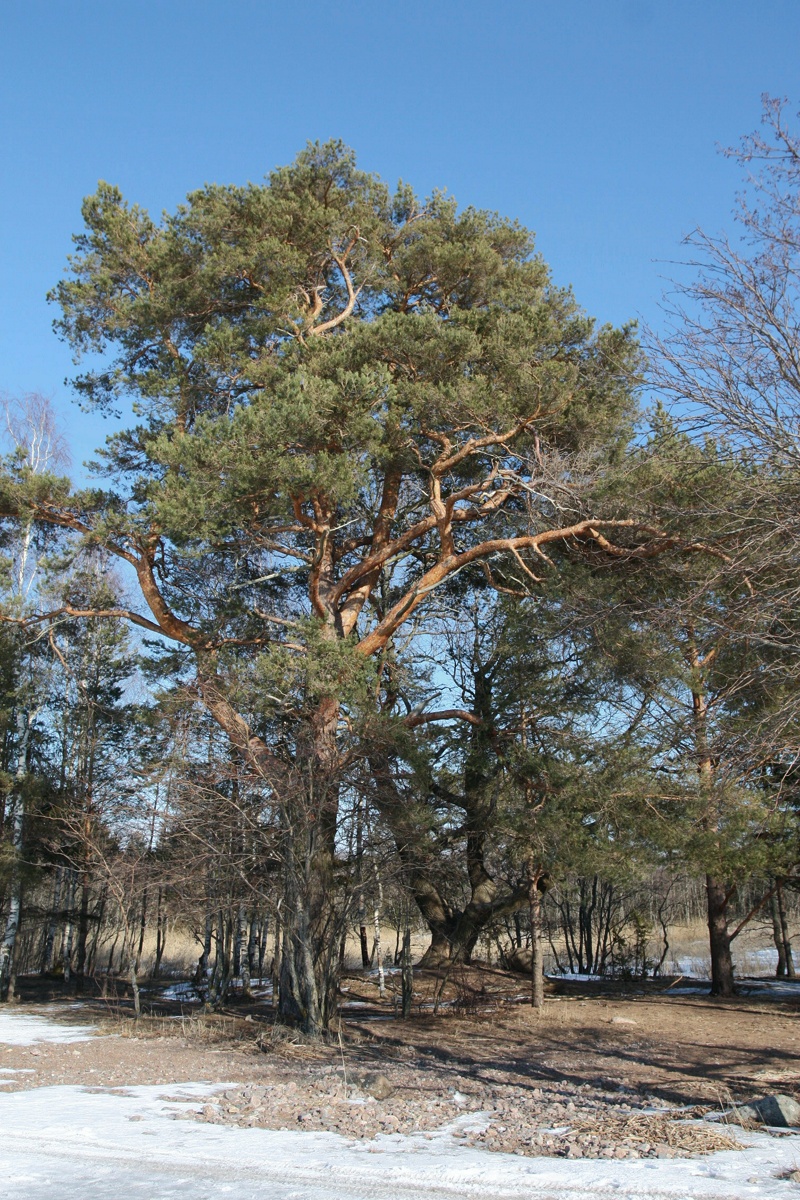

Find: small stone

[362,1072,394,1101]
[610,1017,637,1026]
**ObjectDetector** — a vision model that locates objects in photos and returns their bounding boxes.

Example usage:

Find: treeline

[1,100,800,1032]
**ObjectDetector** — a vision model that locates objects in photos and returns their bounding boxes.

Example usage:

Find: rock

[505,947,533,973]
[361,1072,394,1100]
[735,1094,800,1128]
[610,1017,637,1026]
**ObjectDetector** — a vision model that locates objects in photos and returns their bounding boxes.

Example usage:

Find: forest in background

[1,98,799,1035]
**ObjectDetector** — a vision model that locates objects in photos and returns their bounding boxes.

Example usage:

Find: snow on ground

[667,949,781,980]
[1,1009,799,1199]
[668,978,800,998]
[1,1078,799,1200]
[0,1008,99,1045]
[144,978,274,1004]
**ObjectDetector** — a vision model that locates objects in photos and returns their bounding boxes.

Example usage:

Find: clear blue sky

[2,0,799,470]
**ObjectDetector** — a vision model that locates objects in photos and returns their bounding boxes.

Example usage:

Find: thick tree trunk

[368,748,525,969]
[276,696,343,1036]
[196,666,344,1035]
[706,875,735,996]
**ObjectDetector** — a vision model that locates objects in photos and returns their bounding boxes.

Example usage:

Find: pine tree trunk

[355,797,371,969]
[772,889,788,976]
[401,928,413,1018]
[706,875,735,996]
[276,696,342,1036]
[528,867,545,1010]
[247,912,259,979]
[777,883,795,978]
[258,915,268,984]
[153,889,166,977]
[195,908,212,986]
[135,888,148,975]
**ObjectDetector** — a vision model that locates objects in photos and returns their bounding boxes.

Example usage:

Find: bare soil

[3,966,797,1162]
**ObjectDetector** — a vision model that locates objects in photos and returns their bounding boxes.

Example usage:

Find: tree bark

[401,928,413,1018]
[527,863,545,1010]
[372,861,385,997]
[41,866,63,974]
[774,883,795,978]
[772,889,788,976]
[74,878,91,993]
[153,888,166,977]
[706,875,735,996]
[688,637,736,998]
[0,711,30,1002]
[276,695,343,1035]
[368,747,526,969]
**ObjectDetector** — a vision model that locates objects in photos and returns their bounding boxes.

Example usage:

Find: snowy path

[0,1010,798,1200]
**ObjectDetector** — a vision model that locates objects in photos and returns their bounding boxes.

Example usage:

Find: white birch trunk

[61,868,77,983]
[0,712,31,1001]
[372,862,385,998]
[239,905,252,996]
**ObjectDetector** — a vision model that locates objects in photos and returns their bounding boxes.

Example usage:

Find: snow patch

[0,1076,799,1198]
[0,1010,100,1046]
[1,1008,799,1198]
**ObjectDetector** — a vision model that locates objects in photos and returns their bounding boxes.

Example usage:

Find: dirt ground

[3,966,798,1162]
